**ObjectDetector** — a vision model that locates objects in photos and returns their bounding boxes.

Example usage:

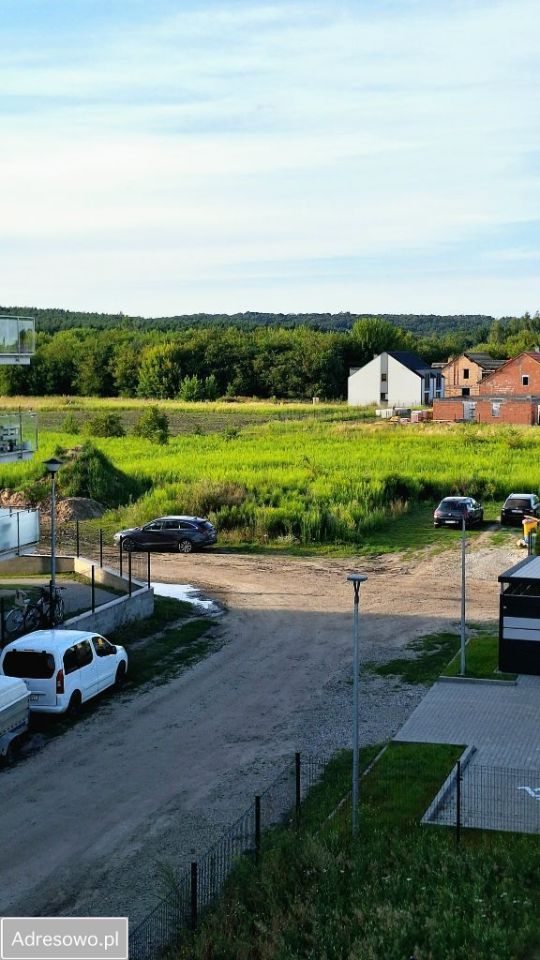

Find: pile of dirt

[0,489,105,521]
[56,497,105,522]
[0,489,30,509]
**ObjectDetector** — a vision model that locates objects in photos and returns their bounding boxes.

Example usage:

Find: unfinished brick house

[441,352,504,397]
[433,352,540,425]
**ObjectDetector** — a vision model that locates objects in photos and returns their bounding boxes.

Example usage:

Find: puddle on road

[151,581,221,614]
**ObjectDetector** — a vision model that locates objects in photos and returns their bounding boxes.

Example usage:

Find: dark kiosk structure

[499,556,540,675]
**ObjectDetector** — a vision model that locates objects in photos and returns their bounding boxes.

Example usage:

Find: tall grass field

[0,400,537,551]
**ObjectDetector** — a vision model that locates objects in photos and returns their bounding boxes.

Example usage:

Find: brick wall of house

[432,399,466,420]
[479,353,540,395]
[433,397,539,425]
[442,356,484,397]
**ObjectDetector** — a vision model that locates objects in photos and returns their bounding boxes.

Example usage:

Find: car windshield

[198,521,214,530]
[439,500,467,511]
[505,498,532,510]
[3,650,55,679]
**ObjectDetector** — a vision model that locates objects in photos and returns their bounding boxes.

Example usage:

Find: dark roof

[463,352,505,370]
[387,350,433,376]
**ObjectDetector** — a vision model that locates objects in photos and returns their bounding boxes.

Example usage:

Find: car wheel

[1,741,15,766]
[66,691,82,718]
[178,539,193,554]
[115,662,127,688]
[122,537,135,553]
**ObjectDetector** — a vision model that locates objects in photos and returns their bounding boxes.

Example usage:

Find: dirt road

[0,538,516,922]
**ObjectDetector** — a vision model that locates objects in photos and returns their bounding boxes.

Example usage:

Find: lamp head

[43,457,63,475]
[347,573,368,584]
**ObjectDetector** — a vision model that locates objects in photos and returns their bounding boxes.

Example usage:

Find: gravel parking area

[0,536,516,924]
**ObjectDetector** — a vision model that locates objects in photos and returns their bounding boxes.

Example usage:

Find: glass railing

[0,316,36,359]
[0,508,40,553]
[0,412,38,461]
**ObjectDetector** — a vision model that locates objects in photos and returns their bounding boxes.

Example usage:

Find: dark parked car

[114,516,217,553]
[500,493,540,526]
[433,497,484,528]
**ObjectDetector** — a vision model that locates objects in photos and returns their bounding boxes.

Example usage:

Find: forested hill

[1,305,497,338]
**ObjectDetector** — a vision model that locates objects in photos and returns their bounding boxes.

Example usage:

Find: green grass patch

[366,627,518,684]
[109,595,213,688]
[180,742,540,960]
[365,630,463,684]
[444,629,517,681]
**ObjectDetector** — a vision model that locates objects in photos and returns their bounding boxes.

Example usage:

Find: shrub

[61,413,80,434]
[84,412,125,438]
[133,406,169,445]
[178,375,203,401]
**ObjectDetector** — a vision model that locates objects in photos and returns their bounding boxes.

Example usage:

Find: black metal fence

[424,760,540,837]
[129,754,327,960]
[39,520,152,585]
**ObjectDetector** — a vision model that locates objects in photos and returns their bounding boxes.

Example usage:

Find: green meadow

[0,401,536,552]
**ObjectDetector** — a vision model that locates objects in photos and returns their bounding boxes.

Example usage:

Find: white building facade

[347,350,444,408]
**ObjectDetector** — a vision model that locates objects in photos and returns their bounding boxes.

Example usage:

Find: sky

[0,0,539,317]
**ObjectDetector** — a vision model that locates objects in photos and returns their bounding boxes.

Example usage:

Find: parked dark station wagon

[114,516,217,553]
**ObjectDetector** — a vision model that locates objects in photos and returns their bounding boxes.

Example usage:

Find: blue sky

[0,0,539,316]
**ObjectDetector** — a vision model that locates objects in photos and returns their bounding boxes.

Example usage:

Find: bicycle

[4,585,65,637]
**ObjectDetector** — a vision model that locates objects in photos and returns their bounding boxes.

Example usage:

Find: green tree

[178,374,203,401]
[133,406,169,444]
[350,317,415,367]
[203,374,219,401]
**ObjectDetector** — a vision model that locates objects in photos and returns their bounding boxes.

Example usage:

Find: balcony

[0,316,36,365]
[0,412,38,463]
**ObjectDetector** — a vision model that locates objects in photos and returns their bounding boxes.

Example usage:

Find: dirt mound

[56,498,105,521]
[0,489,105,521]
[0,489,30,509]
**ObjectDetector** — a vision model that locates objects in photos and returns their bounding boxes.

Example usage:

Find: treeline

[1,315,540,400]
[2,305,500,337]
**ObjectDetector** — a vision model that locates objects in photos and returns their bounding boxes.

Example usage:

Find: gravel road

[0,536,516,923]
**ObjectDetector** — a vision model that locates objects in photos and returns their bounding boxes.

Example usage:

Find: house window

[463,368,470,380]
[492,402,501,417]
[462,387,470,397]
[522,375,529,386]
[381,373,387,382]
[380,392,387,402]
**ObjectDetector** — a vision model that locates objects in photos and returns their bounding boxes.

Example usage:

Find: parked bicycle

[4,585,65,637]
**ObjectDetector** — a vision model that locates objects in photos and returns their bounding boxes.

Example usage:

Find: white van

[0,630,128,715]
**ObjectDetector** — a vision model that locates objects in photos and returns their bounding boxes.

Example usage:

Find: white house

[348,350,444,408]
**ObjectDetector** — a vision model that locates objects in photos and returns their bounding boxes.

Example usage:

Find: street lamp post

[43,458,62,608]
[460,513,466,676]
[347,573,368,837]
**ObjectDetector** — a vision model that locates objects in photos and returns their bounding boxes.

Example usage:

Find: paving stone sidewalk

[394,675,540,833]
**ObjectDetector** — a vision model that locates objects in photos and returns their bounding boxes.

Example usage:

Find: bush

[178,375,203,401]
[61,413,80,434]
[133,407,169,445]
[83,412,125,438]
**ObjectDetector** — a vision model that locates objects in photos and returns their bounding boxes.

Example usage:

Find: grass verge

[366,626,517,684]
[179,743,540,960]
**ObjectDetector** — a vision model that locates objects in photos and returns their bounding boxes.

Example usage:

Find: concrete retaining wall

[0,553,154,634]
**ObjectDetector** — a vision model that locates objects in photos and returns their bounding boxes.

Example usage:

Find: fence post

[99,529,103,568]
[295,752,301,826]
[190,861,198,931]
[76,520,80,558]
[0,598,4,648]
[255,795,261,863]
[128,552,132,597]
[91,565,95,614]
[16,512,20,556]
[456,759,461,846]
[119,539,123,578]
[147,551,151,589]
